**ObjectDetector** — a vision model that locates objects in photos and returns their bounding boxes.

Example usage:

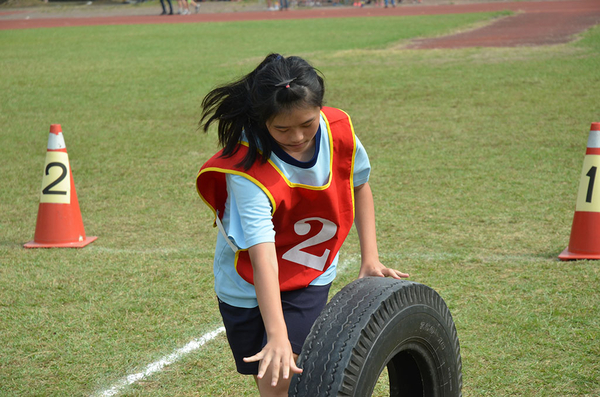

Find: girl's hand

[243,336,302,387]
[358,261,409,280]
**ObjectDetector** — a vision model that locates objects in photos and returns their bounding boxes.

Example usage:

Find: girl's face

[266,105,321,162]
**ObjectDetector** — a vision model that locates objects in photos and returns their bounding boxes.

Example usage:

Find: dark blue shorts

[218,283,332,375]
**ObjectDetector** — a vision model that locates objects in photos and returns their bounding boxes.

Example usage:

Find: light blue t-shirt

[213,114,371,308]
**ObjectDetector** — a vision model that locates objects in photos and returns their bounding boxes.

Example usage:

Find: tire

[289,277,462,397]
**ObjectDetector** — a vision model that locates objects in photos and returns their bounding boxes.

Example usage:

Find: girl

[196,53,409,397]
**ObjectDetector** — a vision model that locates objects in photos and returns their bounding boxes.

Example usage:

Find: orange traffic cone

[559,122,600,260]
[24,125,97,248]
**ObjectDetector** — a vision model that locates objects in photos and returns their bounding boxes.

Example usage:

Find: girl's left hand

[358,261,409,280]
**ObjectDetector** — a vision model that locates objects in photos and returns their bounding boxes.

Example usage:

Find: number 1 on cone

[576,156,600,212]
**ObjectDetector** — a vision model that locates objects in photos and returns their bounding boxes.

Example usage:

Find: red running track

[1,0,599,50]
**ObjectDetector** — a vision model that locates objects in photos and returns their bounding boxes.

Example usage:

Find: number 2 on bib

[282,217,338,271]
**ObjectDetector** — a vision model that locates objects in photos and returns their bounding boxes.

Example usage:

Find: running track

[1,0,599,49]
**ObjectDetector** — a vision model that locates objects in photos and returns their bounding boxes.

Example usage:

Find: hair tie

[275,77,297,88]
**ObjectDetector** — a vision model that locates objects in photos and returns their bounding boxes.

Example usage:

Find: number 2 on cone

[40,152,71,204]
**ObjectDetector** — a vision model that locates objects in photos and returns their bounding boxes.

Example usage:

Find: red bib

[197,107,356,291]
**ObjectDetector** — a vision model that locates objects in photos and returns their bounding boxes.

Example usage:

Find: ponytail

[199,53,325,170]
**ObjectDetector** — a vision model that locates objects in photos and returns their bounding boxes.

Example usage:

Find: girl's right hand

[243,336,302,387]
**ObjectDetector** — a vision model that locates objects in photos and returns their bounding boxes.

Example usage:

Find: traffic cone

[24,125,97,248]
[559,122,600,260]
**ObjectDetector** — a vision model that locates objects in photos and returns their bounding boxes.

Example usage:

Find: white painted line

[337,253,359,273]
[89,247,212,255]
[95,327,225,397]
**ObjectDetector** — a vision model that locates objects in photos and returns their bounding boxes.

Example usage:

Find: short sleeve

[226,173,276,249]
[353,134,371,187]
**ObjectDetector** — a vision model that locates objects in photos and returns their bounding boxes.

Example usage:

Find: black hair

[199,53,325,169]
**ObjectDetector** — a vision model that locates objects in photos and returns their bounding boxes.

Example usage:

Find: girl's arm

[354,182,410,279]
[242,242,302,386]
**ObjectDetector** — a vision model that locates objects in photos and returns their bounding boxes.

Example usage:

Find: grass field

[1,9,600,396]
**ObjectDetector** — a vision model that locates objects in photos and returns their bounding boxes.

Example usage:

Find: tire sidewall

[353,303,460,396]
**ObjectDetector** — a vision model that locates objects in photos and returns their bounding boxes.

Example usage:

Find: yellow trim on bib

[197,166,278,218]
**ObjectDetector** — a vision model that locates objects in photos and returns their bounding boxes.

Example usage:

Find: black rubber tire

[289,277,462,397]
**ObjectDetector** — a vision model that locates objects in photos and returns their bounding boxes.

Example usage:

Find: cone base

[558,247,600,261]
[24,236,97,249]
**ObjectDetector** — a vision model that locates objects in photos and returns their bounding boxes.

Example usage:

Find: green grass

[1,11,600,396]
